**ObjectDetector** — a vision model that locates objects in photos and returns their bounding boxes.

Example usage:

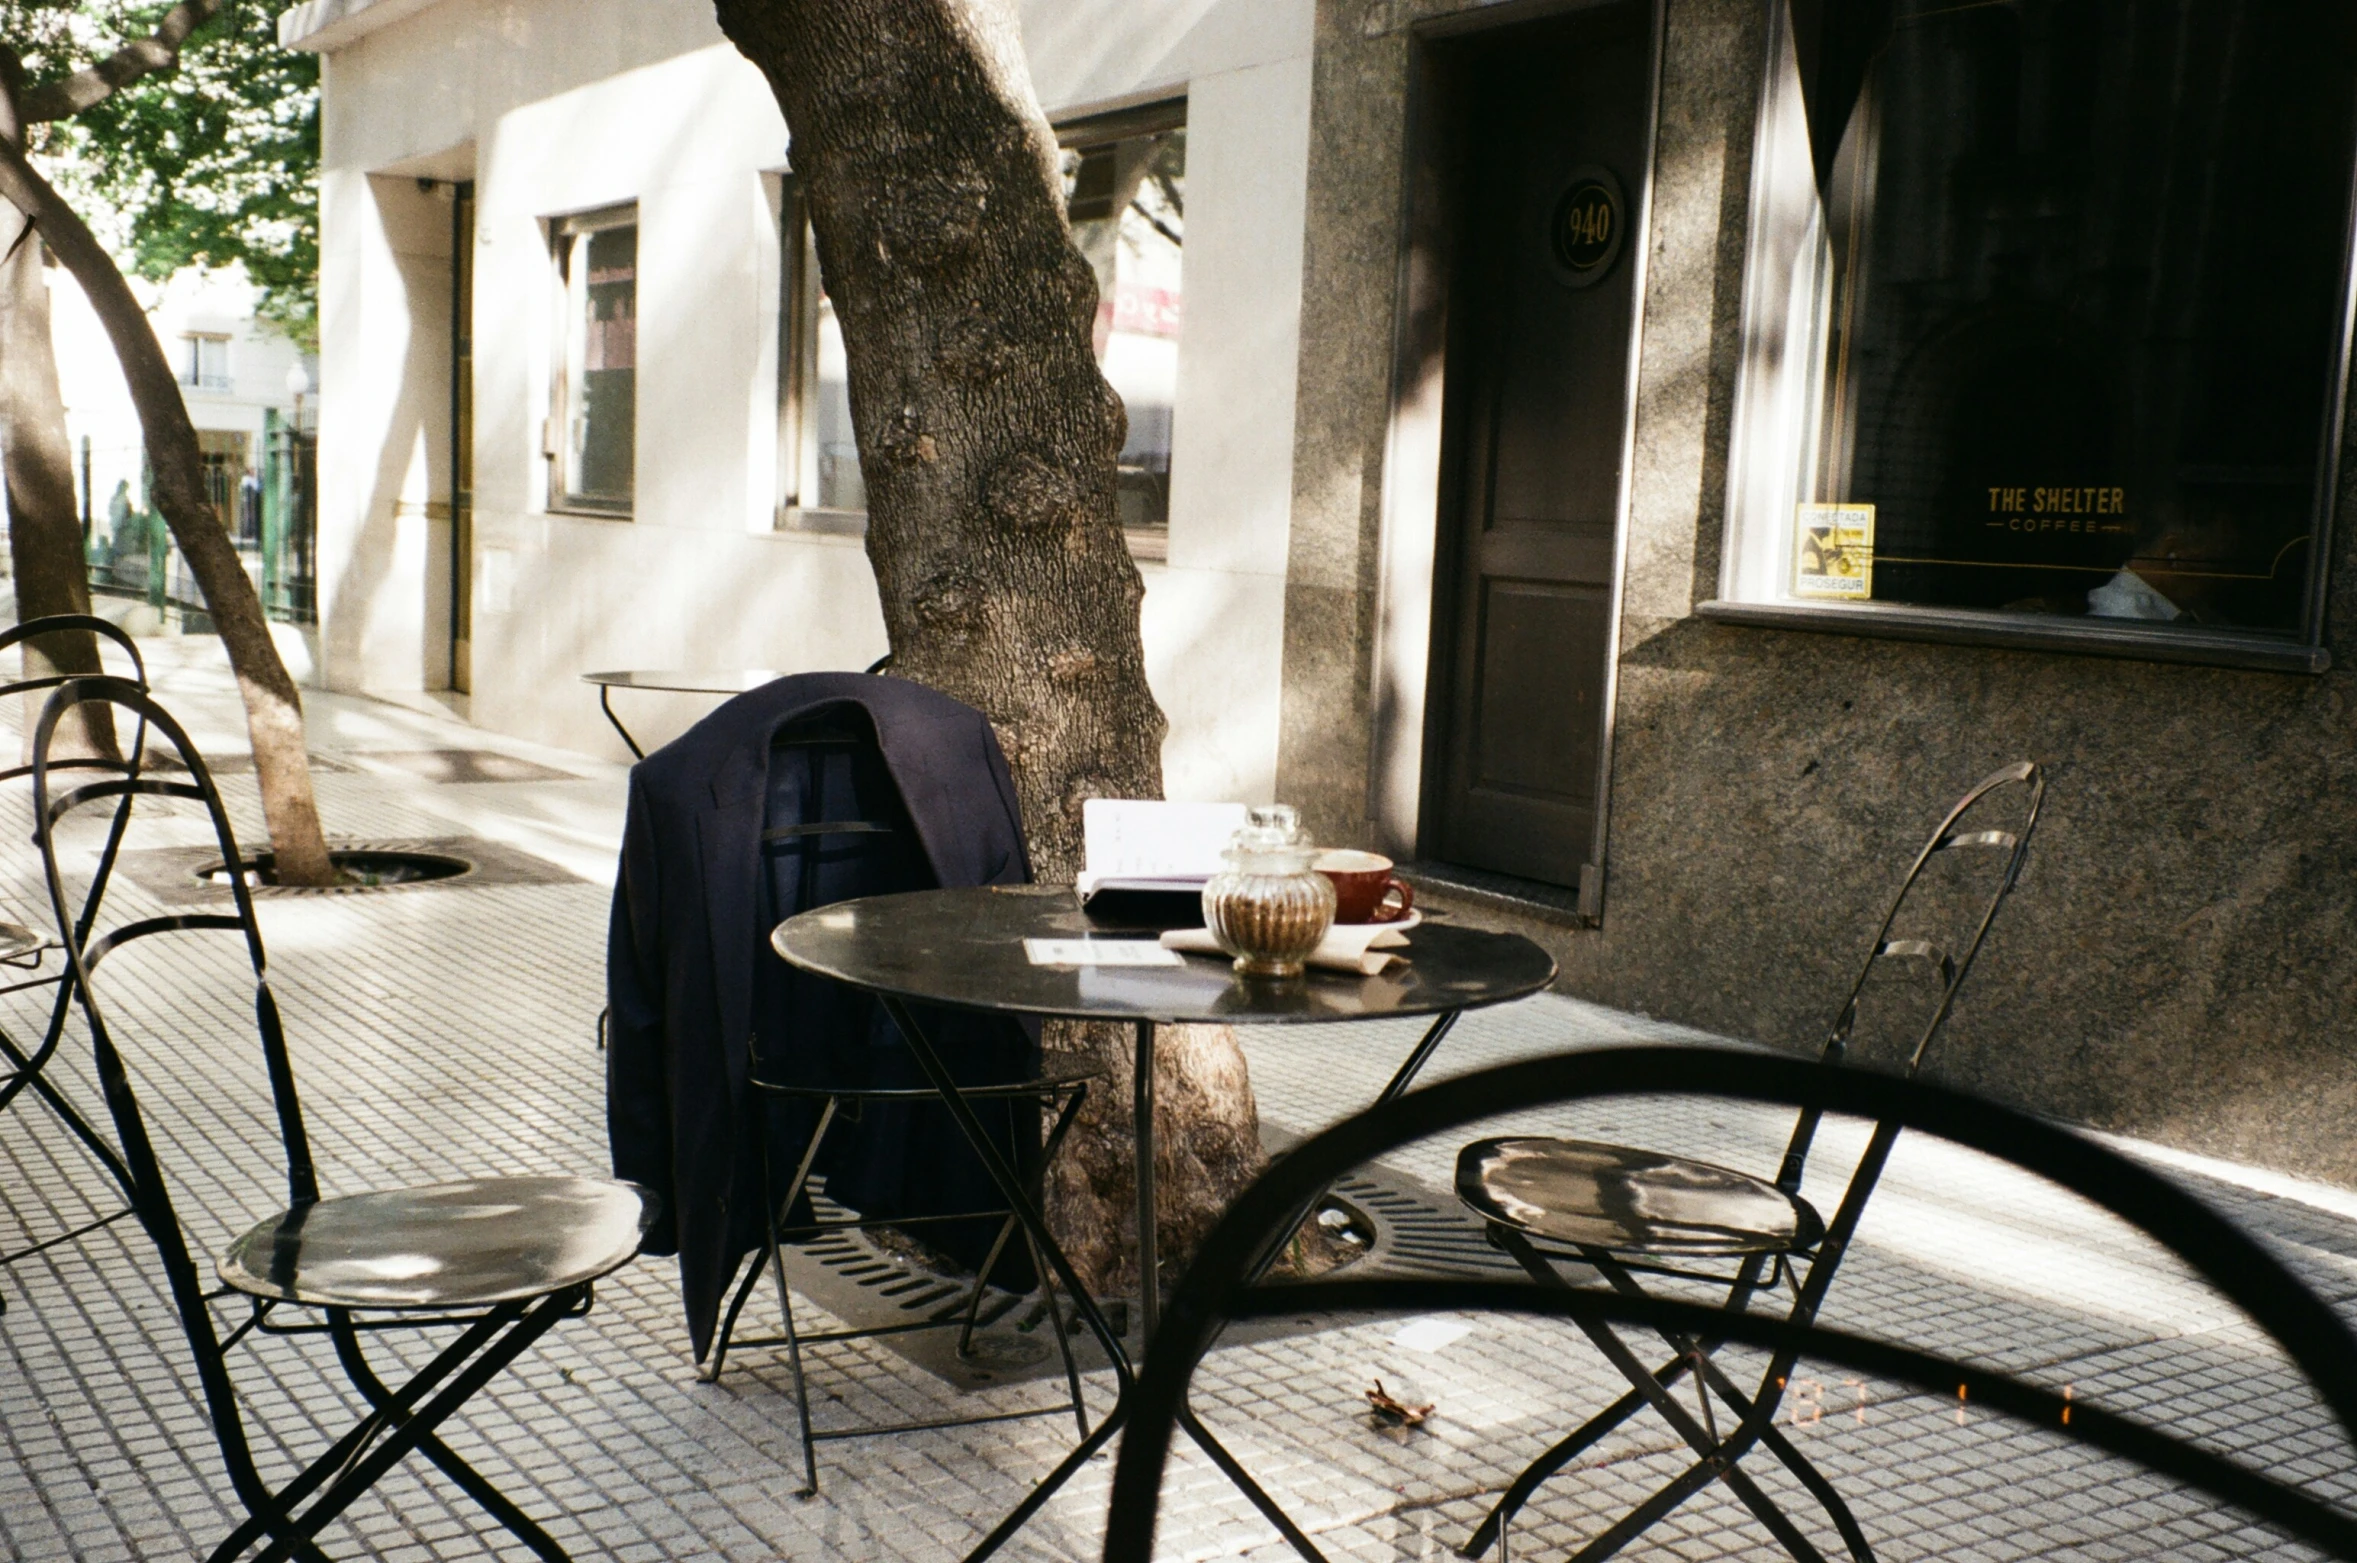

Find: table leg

[874,996,1134,1563]
[1242,1009,1463,1286]
[1166,1008,1469,1563]
[1376,1008,1461,1106]
[1134,1016,1158,1345]
[598,686,645,761]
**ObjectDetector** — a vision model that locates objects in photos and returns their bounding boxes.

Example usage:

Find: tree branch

[0,127,338,884]
[21,0,223,123]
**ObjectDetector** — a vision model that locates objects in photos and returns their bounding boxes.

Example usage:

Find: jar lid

[1230,803,1307,852]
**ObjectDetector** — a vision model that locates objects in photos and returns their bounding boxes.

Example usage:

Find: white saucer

[1334,909,1422,934]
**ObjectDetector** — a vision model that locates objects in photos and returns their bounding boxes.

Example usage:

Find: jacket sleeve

[605,765,677,1251]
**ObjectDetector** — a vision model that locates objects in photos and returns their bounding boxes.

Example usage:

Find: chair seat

[218,1175,658,1309]
[1456,1137,1825,1257]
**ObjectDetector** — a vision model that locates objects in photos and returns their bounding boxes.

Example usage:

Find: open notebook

[1076,799,1250,904]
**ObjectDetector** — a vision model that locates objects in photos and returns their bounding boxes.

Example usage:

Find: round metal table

[580,670,786,759]
[772,884,1555,1561]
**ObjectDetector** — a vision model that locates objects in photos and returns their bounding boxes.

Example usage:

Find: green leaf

[12,1,319,350]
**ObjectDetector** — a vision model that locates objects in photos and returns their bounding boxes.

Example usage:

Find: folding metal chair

[704,709,1099,1494]
[1447,760,2044,1561]
[30,676,658,1562]
[0,614,151,1310]
[706,1058,1101,1493]
[1103,1044,2357,1563]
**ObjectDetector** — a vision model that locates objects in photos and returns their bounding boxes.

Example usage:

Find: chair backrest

[0,612,149,697]
[752,706,931,1090]
[30,677,312,1369]
[760,704,929,921]
[1823,759,2043,1077]
[0,613,151,784]
[1101,1047,2357,1563]
[1769,760,2042,1197]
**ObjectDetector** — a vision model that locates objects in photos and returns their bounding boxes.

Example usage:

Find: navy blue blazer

[606,672,1037,1359]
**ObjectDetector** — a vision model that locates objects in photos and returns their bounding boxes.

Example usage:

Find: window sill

[549,501,633,521]
[1694,598,2329,675]
[1125,527,1169,563]
[1399,860,1592,928]
[777,506,867,538]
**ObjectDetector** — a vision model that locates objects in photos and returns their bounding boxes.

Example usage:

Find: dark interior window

[1813,0,2357,634]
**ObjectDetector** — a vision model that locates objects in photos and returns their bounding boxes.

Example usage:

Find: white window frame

[773,176,866,536]
[547,202,638,518]
[1056,98,1186,558]
[181,334,232,394]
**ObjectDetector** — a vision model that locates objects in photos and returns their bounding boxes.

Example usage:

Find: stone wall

[1280,0,2357,1185]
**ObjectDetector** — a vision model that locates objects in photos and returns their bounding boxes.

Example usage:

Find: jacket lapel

[873,706,1009,887]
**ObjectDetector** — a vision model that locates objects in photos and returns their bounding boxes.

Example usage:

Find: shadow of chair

[0,613,150,1310]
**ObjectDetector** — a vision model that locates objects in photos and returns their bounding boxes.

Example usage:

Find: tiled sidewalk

[2,639,2353,1562]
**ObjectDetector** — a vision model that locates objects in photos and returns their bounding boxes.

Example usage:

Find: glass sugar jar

[1201,805,1337,977]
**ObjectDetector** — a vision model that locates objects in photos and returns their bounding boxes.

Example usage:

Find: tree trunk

[0,141,335,886]
[0,222,117,762]
[713,0,1267,1294]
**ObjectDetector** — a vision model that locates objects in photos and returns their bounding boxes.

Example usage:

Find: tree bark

[0,72,115,761]
[713,0,1266,1293]
[0,223,118,762]
[0,138,335,885]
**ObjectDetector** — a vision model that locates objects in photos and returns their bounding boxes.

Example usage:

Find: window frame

[1702,0,2357,676]
[1056,99,1187,553]
[772,175,866,537]
[547,201,639,519]
[180,334,232,394]
[769,100,1190,559]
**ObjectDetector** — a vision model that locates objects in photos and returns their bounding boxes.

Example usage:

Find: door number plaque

[1549,166,1628,288]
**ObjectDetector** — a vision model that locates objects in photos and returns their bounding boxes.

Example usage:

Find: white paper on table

[1158,915,1416,976]
[1022,938,1185,968]
[1076,799,1250,901]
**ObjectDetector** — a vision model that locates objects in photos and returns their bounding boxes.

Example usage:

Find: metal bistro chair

[704,708,1098,1495]
[1103,1046,2357,1563]
[30,676,658,1563]
[0,614,153,1311]
[1446,760,2044,1562]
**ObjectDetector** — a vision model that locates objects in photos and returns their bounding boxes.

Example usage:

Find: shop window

[551,204,636,515]
[1060,101,1186,540]
[180,334,231,393]
[1716,1,2357,668]
[774,178,865,532]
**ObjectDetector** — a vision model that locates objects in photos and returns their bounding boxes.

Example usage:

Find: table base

[878,1001,1466,1563]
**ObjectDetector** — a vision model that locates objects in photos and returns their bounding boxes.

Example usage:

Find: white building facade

[282,0,1312,802]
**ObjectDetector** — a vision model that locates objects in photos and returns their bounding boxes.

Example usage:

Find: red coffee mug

[1315,849,1415,925]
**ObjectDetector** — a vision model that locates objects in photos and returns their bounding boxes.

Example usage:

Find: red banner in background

[1096,284,1182,346]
